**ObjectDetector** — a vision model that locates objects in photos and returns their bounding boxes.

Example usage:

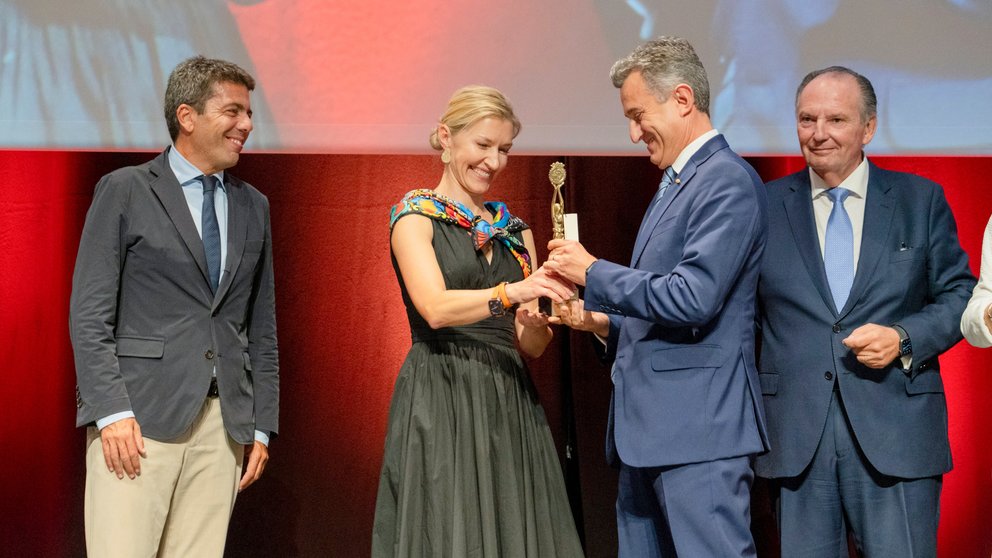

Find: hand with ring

[545,239,597,286]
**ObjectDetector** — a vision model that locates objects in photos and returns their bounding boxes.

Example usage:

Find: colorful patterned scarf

[390,189,532,277]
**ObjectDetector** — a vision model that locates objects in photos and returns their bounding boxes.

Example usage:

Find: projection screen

[1,0,990,154]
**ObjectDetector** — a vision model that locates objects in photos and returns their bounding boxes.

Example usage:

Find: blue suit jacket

[585,134,770,468]
[755,162,975,479]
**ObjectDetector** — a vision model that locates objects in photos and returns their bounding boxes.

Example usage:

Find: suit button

[832,324,841,333]
[824,371,833,381]
[205,349,215,360]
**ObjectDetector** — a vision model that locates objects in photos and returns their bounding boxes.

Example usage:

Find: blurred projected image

[0,0,277,149]
[1,0,990,154]
[606,0,992,153]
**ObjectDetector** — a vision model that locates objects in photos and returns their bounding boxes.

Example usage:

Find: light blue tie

[657,166,676,200]
[201,175,222,293]
[634,167,677,244]
[824,187,853,312]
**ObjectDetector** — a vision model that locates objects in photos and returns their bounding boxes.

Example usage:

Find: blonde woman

[372,86,584,557]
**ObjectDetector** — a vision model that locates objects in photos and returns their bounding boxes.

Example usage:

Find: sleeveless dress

[372,191,584,557]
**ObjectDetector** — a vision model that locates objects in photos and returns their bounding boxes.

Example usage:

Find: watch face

[489,298,505,317]
[901,338,912,356]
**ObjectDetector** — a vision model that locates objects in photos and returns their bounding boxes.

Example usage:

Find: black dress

[372,215,584,557]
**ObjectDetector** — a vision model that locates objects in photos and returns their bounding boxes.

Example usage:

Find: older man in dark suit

[755,66,975,557]
[70,56,279,557]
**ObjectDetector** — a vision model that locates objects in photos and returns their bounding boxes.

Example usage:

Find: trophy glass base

[538,296,555,316]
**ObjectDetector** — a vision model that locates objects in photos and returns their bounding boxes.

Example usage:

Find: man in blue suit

[755,66,976,557]
[547,36,769,557]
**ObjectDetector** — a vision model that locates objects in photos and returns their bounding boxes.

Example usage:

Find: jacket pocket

[905,370,944,395]
[115,336,164,358]
[890,247,923,263]
[759,372,779,395]
[651,344,724,371]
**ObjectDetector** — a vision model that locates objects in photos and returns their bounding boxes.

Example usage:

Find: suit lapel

[782,173,838,316]
[840,162,894,317]
[630,175,680,267]
[214,176,249,305]
[148,151,212,289]
[629,135,726,267]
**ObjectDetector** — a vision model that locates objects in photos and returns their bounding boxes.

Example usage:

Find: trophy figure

[550,161,566,241]
[541,162,577,315]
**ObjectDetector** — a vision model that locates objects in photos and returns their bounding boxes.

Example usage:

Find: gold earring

[441,149,451,164]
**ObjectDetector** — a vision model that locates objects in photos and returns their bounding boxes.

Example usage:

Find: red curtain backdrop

[1,151,989,557]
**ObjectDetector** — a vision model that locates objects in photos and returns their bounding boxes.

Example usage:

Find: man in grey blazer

[70,56,278,557]
[755,66,974,556]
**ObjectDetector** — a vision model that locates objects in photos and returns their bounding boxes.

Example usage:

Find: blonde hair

[429,85,521,151]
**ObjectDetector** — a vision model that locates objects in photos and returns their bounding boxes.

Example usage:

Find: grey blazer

[70,148,278,445]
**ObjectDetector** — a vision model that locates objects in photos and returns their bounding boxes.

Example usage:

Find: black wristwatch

[488,297,506,317]
[489,282,510,317]
[892,325,912,357]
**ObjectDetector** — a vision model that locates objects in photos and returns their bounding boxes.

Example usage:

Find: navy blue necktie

[201,175,222,293]
[824,187,854,311]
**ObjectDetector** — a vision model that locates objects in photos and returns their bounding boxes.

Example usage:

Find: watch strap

[496,282,511,309]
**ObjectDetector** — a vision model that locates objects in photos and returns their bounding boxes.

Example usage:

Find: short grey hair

[796,66,877,123]
[164,56,255,141]
[610,36,710,114]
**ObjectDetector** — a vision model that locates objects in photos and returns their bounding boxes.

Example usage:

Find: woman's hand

[516,306,551,329]
[505,265,575,305]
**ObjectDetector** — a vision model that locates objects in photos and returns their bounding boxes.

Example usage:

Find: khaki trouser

[85,397,244,558]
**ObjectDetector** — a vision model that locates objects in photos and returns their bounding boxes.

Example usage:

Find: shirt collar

[168,145,225,190]
[671,129,719,175]
[810,155,869,200]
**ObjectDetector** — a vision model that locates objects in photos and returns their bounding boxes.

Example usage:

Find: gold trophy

[550,161,566,241]
[542,161,577,315]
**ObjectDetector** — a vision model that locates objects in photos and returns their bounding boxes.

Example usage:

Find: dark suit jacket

[585,134,770,467]
[70,148,279,445]
[755,161,975,479]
